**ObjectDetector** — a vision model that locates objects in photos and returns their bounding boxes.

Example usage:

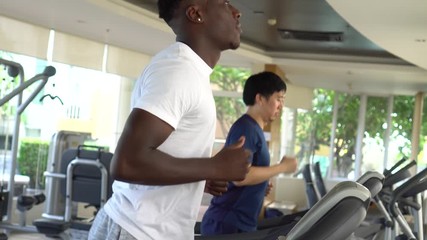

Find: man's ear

[186,5,203,23]
[255,93,264,105]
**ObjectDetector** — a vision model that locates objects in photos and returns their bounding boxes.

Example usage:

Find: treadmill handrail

[383,160,417,188]
[383,157,407,177]
[285,181,370,240]
[389,167,427,216]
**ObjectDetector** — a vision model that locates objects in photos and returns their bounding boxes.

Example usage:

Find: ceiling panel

[0,0,426,96]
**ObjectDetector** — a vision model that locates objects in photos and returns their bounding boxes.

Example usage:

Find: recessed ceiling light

[267,18,277,26]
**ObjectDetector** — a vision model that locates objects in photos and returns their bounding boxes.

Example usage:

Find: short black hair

[157,0,181,23]
[243,71,287,106]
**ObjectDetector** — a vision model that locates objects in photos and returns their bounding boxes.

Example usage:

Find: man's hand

[279,156,298,174]
[205,180,228,196]
[265,181,273,196]
[212,136,251,181]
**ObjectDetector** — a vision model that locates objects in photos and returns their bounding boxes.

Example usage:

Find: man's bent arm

[111,109,250,185]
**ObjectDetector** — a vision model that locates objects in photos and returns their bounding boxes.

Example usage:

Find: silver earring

[197,18,202,22]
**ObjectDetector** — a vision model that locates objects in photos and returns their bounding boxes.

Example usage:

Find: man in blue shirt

[201,71,298,235]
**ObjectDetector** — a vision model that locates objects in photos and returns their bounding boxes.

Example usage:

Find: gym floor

[7,229,88,240]
[8,233,48,239]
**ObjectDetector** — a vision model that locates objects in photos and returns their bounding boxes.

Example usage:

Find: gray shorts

[88,207,137,240]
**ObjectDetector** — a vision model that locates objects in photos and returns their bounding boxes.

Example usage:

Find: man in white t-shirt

[88,0,250,239]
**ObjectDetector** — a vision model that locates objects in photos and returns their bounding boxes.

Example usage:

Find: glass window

[0,50,135,189]
[361,96,389,173]
[421,96,427,165]
[294,89,334,176]
[212,96,246,155]
[210,66,250,155]
[387,96,415,167]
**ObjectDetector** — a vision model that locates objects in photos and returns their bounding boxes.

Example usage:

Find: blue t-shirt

[202,114,270,232]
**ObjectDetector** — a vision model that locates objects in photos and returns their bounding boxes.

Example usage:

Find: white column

[410,92,424,165]
[383,96,394,170]
[328,92,339,178]
[355,94,367,179]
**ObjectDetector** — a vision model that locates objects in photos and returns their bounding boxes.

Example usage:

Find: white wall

[274,176,308,210]
[273,175,343,211]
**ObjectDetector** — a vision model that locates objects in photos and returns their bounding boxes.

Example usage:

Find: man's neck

[246,109,265,129]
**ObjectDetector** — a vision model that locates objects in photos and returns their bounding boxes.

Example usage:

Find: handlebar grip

[7,65,20,78]
[43,66,56,77]
[384,157,406,176]
[398,197,421,210]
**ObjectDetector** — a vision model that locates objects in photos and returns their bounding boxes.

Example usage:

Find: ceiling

[0,0,426,96]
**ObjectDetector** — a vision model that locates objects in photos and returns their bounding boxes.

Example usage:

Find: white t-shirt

[104,42,216,240]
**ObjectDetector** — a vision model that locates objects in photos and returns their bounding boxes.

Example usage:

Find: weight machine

[0,58,55,237]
